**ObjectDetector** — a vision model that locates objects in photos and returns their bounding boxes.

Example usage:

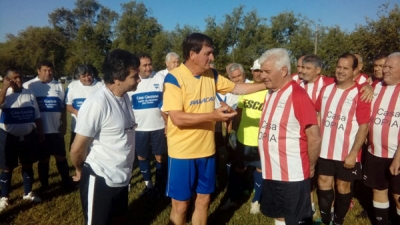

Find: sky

[0,0,397,42]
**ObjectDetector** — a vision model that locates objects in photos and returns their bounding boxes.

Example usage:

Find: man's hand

[344,153,357,169]
[72,169,81,182]
[310,166,315,178]
[390,158,400,176]
[2,77,12,90]
[214,102,237,122]
[360,84,374,102]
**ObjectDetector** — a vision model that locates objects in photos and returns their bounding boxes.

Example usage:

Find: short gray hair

[388,52,400,59]
[259,48,291,75]
[165,52,180,62]
[228,63,245,76]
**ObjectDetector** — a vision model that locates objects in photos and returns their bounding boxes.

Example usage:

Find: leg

[21,164,34,195]
[170,198,190,225]
[372,189,389,225]
[151,129,167,189]
[334,179,353,225]
[192,193,210,225]
[393,193,400,224]
[318,175,335,223]
[0,169,13,198]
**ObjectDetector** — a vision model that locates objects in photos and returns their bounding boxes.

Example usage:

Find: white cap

[251,59,261,70]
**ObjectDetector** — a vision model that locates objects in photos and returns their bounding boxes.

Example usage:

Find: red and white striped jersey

[354,73,369,85]
[368,81,400,158]
[300,76,334,104]
[291,73,302,84]
[258,81,318,182]
[315,83,371,161]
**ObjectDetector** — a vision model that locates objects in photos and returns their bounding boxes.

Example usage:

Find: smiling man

[163,33,267,225]
[315,53,371,225]
[70,49,141,225]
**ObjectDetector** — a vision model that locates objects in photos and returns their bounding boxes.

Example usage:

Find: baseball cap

[251,59,261,70]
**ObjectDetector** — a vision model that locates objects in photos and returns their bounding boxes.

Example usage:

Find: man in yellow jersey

[163,33,267,225]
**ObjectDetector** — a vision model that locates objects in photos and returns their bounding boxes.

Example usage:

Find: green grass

[0,81,373,224]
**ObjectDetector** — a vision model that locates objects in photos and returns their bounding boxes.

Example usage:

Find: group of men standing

[0,32,399,225]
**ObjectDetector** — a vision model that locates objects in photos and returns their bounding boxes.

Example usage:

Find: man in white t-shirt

[70,49,141,224]
[128,54,167,197]
[155,52,180,77]
[23,60,72,191]
[0,68,44,212]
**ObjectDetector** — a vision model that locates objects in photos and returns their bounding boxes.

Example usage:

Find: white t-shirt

[0,88,40,136]
[23,77,65,134]
[128,73,165,131]
[155,68,169,77]
[65,80,103,130]
[75,86,136,187]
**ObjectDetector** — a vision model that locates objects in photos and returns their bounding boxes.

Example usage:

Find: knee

[172,201,189,215]
[195,194,210,208]
[336,180,351,194]
[318,176,333,190]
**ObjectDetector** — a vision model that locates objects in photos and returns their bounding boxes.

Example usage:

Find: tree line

[0,0,398,79]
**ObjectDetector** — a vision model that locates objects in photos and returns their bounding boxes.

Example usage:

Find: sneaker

[220,199,238,210]
[139,187,155,197]
[22,192,41,203]
[250,201,260,214]
[0,197,9,212]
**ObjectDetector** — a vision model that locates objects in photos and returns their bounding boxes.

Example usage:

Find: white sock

[274,219,286,225]
[373,201,389,209]
[145,180,153,188]
[331,206,334,213]
[397,207,400,216]
[311,202,316,211]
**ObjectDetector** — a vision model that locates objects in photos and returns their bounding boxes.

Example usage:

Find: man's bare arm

[169,104,237,127]
[343,123,369,169]
[70,134,92,179]
[305,124,321,178]
[66,104,78,117]
[389,141,400,176]
[231,83,266,95]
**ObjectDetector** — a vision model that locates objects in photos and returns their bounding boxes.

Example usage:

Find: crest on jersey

[344,97,354,106]
[154,84,159,89]
[276,100,285,111]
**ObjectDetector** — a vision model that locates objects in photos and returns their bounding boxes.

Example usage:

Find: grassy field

[0,81,373,225]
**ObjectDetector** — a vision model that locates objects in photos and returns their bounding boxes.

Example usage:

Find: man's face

[229,69,245,84]
[139,57,153,78]
[6,71,23,90]
[373,58,387,80]
[302,62,321,83]
[383,56,400,86]
[191,44,214,71]
[79,73,94,86]
[335,57,357,85]
[260,59,286,91]
[37,66,53,83]
[297,56,304,79]
[166,56,180,71]
[252,69,263,83]
[119,67,141,93]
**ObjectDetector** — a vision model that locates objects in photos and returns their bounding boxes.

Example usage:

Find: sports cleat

[22,192,41,203]
[250,201,260,214]
[0,197,9,213]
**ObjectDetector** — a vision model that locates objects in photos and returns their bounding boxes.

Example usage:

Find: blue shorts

[135,129,167,158]
[166,155,216,201]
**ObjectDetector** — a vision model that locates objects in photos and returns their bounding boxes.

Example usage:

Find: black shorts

[38,133,66,159]
[261,179,312,224]
[363,152,400,194]
[0,129,38,170]
[317,157,362,182]
[80,163,129,225]
[135,129,166,158]
[233,141,261,169]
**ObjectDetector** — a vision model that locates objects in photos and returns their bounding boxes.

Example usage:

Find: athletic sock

[22,167,34,195]
[139,160,153,188]
[274,219,285,225]
[155,161,163,186]
[56,159,71,188]
[0,171,12,197]
[252,170,262,203]
[372,201,389,225]
[317,189,334,223]
[38,161,49,187]
[333,192,353,225]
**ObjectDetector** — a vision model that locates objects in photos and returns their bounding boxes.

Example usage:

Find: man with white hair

[155,52,180,77]
[258,48,321,225]
[364,52,400,225]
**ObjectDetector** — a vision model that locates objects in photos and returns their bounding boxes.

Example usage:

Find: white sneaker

[250,201,260,214]
[0,197,9,213]
[22,192,41,203]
